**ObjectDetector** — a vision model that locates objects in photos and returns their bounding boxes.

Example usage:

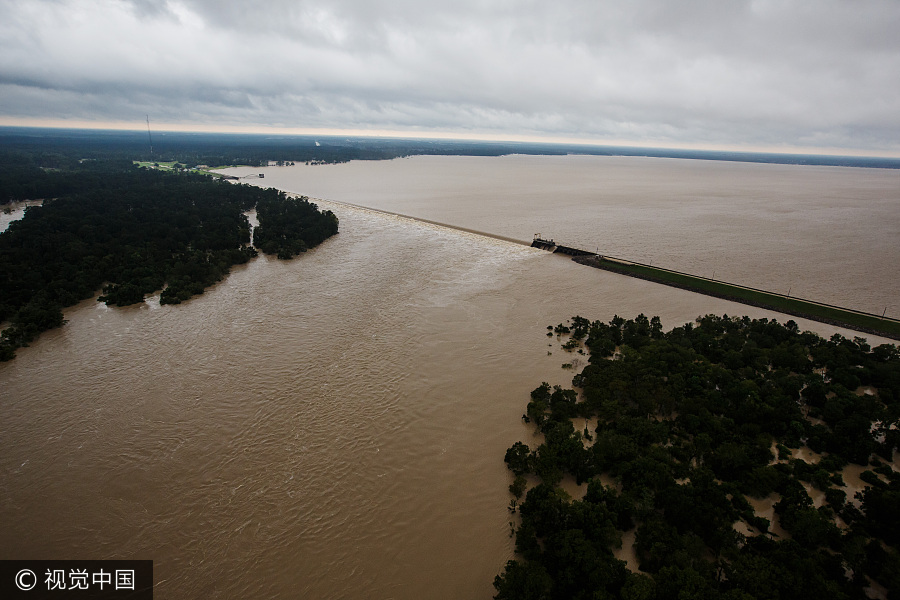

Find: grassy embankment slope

[573,255,900,340]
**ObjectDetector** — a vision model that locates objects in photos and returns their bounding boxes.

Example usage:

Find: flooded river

[1,156,897,598]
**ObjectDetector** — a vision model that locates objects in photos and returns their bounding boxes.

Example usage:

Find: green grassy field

[132,161,233,178]
[575,255,900,340]
[133,160,177,169]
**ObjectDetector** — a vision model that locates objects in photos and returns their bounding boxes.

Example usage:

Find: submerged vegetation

[496,314,900,599]
[0,161,337,361]
[254,194,338,260]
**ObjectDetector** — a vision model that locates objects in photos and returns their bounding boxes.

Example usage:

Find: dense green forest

[0,163,338,361]
[254,195,338,259]
[496,315,900,599]
[0,154,138,205]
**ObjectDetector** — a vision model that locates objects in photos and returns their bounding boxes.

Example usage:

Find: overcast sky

[2,0,899,154]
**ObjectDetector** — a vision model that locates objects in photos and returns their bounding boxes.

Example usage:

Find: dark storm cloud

[2,0,899,152]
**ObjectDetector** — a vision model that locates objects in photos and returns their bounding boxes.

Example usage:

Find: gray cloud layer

[2,0,899,152]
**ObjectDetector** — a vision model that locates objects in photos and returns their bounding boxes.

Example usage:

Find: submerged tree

[253,194,338,259]
[496,314,900,599]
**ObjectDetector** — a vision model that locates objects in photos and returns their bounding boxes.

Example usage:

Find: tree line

[0,163,338,361]
[0,131,414,178]
[496,314,900,599]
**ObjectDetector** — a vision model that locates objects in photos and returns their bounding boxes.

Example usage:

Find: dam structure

[530,235,594,257]
[531,235,900,340]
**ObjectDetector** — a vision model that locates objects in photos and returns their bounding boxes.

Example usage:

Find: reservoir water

[1,155,897,598]
[236,155,900,316]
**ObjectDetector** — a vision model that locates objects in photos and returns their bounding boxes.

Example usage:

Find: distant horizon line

[1,119,899,160]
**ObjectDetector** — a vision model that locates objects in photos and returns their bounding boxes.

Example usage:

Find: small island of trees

[496,314,899,600]
[0,162,338,361]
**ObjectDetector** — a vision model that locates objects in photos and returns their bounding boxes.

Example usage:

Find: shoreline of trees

[496,314,899,599]
[0,162,338,362]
